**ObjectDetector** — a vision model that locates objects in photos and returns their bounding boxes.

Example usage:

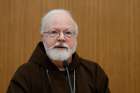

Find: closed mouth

[54,46,68,49]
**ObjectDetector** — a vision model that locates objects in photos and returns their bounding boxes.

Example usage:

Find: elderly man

[7,9,110,93]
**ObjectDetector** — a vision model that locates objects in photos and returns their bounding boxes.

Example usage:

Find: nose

[57,32,65,41]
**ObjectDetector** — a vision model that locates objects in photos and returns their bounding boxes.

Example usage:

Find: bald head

[40,9,78,35]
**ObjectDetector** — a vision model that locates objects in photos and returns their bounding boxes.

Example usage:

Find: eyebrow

[48,27,73,32]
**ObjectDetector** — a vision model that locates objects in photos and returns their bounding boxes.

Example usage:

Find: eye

[64,31,73,35]
[50,31,58,34]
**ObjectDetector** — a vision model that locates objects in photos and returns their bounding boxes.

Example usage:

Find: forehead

[45,13,76,30]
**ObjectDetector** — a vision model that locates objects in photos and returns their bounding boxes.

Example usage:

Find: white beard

[44,42,77,61]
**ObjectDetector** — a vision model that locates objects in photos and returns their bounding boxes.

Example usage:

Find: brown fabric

[7,41,110,93]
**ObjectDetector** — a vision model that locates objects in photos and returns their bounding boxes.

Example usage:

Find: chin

[46,49,71,61]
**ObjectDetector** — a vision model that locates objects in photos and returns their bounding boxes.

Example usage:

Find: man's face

[41,13,77,61]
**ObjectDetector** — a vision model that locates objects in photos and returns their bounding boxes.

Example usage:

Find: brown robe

[7,42,110,93]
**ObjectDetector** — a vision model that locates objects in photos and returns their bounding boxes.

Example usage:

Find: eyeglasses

[43,30,76,38]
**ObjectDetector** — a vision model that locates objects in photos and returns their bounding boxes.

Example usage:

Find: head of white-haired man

[40,9,78,69]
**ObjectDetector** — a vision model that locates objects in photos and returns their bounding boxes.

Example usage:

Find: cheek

[67,38,77,48]
[42,37,56,48]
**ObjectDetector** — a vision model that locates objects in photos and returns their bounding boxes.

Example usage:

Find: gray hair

[40,9,78,35]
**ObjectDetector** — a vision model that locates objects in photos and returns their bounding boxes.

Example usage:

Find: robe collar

[28,41,80,72]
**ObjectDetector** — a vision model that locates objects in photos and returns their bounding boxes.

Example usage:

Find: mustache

[53,43,69,49]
